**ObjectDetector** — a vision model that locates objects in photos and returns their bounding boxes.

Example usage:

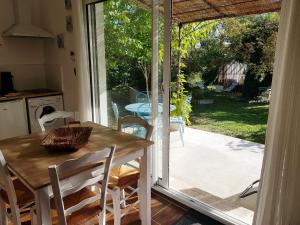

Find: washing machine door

[34,104,64,130]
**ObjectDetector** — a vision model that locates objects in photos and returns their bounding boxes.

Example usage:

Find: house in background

[218,62,247,87]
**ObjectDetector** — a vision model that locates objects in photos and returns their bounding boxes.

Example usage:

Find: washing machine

[27,95,64,133]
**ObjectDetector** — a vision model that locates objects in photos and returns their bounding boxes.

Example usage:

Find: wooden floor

[106,191,189,225]
[16,191,221,225]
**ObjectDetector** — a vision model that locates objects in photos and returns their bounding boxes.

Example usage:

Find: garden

[190,90,269,144]
[103,0,279,144]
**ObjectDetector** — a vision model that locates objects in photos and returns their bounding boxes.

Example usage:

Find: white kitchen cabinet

[0,99,28,140]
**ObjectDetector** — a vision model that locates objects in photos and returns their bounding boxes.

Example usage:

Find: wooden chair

[0,150,35,225]
[38,111,75,132]
[48,146,116,225]
[106,115,153,225]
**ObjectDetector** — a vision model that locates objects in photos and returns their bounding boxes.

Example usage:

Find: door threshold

[153,185,249,225]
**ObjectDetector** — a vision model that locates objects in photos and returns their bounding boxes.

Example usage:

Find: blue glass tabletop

[125,103,175,115]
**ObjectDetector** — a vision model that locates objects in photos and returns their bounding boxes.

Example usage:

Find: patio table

[0,122,153,225]
[125,103,176,116]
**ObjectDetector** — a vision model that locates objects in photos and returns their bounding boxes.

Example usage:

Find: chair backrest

[0,150,22,225]
[48,146,116,225]
[118,115,153,141]
[136,92,149,103]
[38,111,75,132]
[183,95,192,116]
[111,102,119,122]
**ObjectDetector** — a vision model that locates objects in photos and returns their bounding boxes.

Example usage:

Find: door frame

[158,0,172,188]
[150,1,253,225]
[150,0,159,185]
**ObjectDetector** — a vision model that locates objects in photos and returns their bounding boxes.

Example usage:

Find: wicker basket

[41,126,93,151]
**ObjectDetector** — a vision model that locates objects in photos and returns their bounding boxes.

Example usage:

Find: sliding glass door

[85,1,273,224]
[86,1,108,125]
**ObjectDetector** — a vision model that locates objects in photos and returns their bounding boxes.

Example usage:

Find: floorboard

[12,191,224,225]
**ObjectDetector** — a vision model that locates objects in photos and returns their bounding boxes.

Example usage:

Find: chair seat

[109,165,140,189]
[0,179,34,207]
[51,188,101,225]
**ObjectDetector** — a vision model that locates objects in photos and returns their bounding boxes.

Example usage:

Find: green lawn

[190,92,269,144]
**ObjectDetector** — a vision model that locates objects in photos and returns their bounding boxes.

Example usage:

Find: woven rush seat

[0,179,34,207]
[108,164,140,189]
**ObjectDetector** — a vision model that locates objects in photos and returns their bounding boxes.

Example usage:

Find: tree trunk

[177,23,183,91]
[139,62,150,102]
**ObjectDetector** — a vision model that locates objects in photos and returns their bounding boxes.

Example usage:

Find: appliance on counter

[0,99,28,140]
[27,95,64,133]
[0,72,16,95]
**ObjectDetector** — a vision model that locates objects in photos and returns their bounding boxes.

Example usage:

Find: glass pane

[88,0,152,132]
[168,13,279,224]
[156,5,165,181]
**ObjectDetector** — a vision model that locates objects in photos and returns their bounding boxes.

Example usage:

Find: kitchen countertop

[0,89,62,102]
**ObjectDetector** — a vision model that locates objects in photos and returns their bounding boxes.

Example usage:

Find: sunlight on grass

[190,93,269,144]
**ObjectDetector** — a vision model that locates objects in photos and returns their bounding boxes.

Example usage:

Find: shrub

[186,72,203,88]
[191,89,214,100]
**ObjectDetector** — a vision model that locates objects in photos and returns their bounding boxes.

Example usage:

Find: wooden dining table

[0,122,153,225]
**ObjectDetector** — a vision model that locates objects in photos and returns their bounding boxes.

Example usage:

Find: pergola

[134,0,281,24]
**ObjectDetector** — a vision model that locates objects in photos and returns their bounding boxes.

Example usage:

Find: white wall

[41,0,79,111]
[0,0,80,111]
[0,0,46,90]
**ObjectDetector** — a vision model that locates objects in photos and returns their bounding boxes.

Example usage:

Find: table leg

[139,147,151,225]
[35,186,51,225]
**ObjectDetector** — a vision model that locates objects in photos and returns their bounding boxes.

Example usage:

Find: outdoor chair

[112,102,120,124]
[136,92,149,103]
[239,179,260,198]
[170,95,192,146]
[112,101,142,133]
[224,81,238,92]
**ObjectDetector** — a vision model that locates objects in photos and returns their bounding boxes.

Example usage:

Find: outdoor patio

[169,127,264,224]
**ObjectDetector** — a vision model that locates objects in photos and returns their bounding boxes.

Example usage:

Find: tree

[170,21,216,124]
[103,0,153,91]
[226,13,279,99]
[183,13,279,100]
